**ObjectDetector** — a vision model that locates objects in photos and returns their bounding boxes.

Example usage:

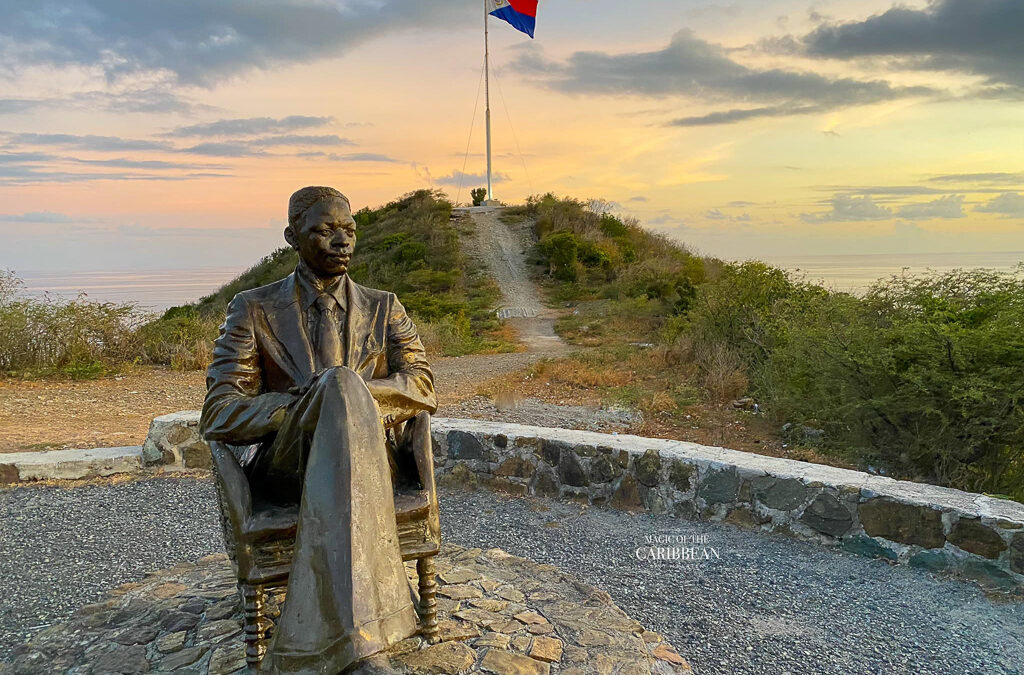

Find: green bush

[471,187,487,206]
[538,231,581,281]
[764,269,1024,499]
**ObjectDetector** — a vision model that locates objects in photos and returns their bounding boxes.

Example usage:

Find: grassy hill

[146,190,514,366]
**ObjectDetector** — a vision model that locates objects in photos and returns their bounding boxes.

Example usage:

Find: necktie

[314,294,344,369]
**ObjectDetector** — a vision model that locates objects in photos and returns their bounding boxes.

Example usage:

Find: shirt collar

[295,261,348,312]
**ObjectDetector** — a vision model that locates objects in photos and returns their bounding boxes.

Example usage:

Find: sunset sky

[1,0,1023,271]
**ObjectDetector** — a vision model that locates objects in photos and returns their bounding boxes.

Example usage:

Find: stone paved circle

[0,544,692,675]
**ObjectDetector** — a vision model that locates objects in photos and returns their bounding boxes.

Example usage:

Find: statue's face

[287,197,357,277]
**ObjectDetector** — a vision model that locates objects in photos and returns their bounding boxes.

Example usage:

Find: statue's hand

[288,369,325,397]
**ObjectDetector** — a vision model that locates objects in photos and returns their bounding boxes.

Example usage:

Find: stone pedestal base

[2,545,692,674]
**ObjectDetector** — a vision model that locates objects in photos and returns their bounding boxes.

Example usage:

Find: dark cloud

[670,104,819,126]
[0,165,231,184]
[180,142,261,158]
[705,208,751,222]
[5,133,174,152]
[802,195,892,223]
[514,30,935,126]
[976,192,1024,217]
[5,130,355,158]
[67,157,227,170]
[816,184,1014,196]
[0,0,468,86]
[929,172,1024,185]
[896,195,965,220]
[801,0,1024,90]
[0,149,231,183]
[249,135,353,148]
[331,153,400,163]
[0,89,201,116]
[179,135,353,156]
[166,116,332,138]
[627,196,649,202]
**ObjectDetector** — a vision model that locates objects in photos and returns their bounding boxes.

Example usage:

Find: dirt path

[454,206,567,355]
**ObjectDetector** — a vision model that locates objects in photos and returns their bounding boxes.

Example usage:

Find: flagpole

[484,0,493,202]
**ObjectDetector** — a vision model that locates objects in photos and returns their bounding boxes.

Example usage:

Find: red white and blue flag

[487,0,538,38]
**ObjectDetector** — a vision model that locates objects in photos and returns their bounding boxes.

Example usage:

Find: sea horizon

[9,250,1024,313]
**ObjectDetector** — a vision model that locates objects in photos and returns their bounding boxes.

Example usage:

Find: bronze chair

[208,411,440,671]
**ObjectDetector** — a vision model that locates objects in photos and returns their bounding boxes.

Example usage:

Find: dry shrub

[170,339,213,372]
[534,358,632,388]
[695,342,748,402]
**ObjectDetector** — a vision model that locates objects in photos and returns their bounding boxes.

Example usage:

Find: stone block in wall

[590,454,622,484]
[538,439,568,467]
[754,477,810,512]
[858,499,945,549]
[961,559,1018,593]
[842,535,898,561]
[668,460,694,492]
[946,518,1008,559]
[634,450,662,487]
[909,550,954,573]
[496,457,535,479]
[800,492,854,538]
[558,451,589,487]
[447,430,489,461]
[611,475,645,511]
[143,411,203,466]
[530,465,560,499]
[1012,533,1024,575]
[439,464,478,489]
[699,467,740,505]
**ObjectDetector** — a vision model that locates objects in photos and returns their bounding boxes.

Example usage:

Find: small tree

[471,187,487,206]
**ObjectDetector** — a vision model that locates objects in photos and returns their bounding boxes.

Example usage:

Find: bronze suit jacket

[200,271,437,465]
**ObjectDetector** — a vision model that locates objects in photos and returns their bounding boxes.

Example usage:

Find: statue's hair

[287,186,351,228]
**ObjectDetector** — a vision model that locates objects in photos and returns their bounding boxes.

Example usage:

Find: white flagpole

[484,0,493,202]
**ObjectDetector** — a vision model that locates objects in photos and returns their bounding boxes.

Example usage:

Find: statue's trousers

[247,366,418,674]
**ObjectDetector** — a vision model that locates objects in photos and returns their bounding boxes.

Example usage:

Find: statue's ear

[283,225,298,249]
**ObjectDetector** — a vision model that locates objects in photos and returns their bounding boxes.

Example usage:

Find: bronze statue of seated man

[201,186,437,674]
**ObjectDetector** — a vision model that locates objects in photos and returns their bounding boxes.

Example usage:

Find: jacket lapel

[344,276,383,374]
[264,274,316,385]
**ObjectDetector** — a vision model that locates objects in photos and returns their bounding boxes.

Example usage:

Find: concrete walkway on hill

[1,477,1020,675]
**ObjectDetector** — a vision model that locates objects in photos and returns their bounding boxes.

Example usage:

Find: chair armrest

[405,412,436,498]
[209,441,254,529]
[404,412,439,544]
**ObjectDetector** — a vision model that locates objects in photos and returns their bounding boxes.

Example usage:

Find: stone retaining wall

[142,412,1024,593]
[431,419,1024,594]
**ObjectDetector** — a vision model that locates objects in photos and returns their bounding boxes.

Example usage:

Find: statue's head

[284,186,356,277]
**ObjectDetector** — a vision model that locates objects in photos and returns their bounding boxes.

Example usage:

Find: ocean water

[11,252,1024,311]
[758,251,1024,295]
[14,267,246,313]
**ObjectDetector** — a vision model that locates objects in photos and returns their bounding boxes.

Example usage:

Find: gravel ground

[439,394,641,432]
[0,476,223,656]
[2,477,1021,674]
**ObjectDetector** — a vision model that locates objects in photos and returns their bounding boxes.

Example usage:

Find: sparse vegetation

[508,194,1024,501]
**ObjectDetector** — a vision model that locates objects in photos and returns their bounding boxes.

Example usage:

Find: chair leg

[416,556,439,643]
[241,583,270,671]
